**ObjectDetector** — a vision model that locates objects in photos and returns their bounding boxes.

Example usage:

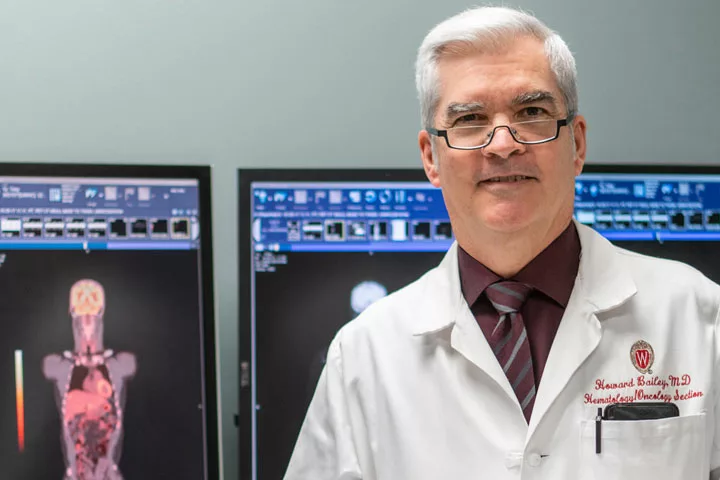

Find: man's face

[419,36,586,243]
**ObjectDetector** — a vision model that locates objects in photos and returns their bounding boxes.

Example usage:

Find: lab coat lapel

[525,274,601,438]
[413,243,520,405]
[527,221,637,439]
[451,304,521,409]
[425,243,522,409]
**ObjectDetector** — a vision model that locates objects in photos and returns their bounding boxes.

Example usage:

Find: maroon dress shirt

[457,222,581,387]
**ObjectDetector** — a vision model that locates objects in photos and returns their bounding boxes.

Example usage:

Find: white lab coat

[285,221,720,479]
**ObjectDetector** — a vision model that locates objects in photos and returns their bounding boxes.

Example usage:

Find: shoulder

[611,244,720,316]
[42,353,69,379]
[578,223,720,310]
[579,222,719,296]
[109,351,137,377]
[42,353,63,368]
[615,244,718,290]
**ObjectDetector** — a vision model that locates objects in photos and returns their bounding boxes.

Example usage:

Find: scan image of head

[69,279,106,354]
[350,281,388,317]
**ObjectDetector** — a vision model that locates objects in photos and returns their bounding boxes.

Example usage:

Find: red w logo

[635,349,650,369]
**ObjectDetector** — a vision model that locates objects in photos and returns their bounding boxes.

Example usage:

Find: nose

[482,125,524,159]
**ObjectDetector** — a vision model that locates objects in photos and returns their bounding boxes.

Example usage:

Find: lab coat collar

[410,219,638,334]
[410,241,464,336]
[573,219,638,312]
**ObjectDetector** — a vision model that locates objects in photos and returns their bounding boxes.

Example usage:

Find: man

[285,6,720,479]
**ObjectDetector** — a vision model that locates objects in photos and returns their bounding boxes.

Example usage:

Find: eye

[518,106,551,119]
[453,113,486,126]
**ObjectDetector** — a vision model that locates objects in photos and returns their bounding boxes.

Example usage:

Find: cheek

[545,164,578,208]
[447,166,479,205]
[440,152,477,182]
[541,146,577,184]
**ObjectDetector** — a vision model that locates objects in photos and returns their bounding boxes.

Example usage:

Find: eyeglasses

[426,117,572,150]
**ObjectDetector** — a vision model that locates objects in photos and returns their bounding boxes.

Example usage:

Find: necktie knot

[485,281,532,314]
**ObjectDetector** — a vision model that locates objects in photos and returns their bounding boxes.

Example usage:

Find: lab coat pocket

[579,413,707,480]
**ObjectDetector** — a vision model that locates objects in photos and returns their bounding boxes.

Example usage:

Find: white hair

[415,6,578,129]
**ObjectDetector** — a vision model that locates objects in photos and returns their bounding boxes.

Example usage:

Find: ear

[419,130,441,187]
[571,114,588,176]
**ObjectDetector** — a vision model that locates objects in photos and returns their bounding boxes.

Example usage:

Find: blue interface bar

[0,176,200,250]
[0,241,193,250]
[0,177,199,217]
[252,173,720,252]
[252,182,451,252]
[254,241,454,253]
[574,173,720,236]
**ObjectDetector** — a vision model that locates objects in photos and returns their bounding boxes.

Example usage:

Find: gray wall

[1,0,718,478]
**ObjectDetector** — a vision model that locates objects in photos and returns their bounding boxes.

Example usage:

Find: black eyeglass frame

[426,116,573,151]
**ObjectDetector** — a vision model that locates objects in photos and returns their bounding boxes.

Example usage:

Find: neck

[75,340,104,354]
[460,217,572,278]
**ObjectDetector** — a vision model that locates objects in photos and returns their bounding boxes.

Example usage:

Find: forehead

[435,36,561,112]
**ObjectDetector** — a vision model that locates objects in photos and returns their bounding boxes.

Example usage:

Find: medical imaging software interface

[0,175,211,479]
[244,170,720,480]
[574,172,720,284]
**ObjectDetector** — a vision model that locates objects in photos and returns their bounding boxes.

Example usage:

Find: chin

[480,209,535,233]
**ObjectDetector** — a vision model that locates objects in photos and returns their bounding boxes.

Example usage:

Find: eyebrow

[445,102,487,119]
[511,90,559,107]
[442,91,560,125]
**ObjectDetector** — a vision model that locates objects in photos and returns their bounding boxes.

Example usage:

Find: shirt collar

[458,221,581,307]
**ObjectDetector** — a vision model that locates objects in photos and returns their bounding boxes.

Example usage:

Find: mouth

[481,175,535,183]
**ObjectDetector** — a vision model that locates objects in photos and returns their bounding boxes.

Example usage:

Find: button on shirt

[457,222,581,387]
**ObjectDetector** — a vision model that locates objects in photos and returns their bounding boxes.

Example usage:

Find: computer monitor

[0,163,218,479]
[238,168,450,479]
[239,164,720,479]
[576,164,720,284]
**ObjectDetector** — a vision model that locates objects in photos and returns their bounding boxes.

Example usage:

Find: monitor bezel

[0,162,219,480]
[237,168,431,479]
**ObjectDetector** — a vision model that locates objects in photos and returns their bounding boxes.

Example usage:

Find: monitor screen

[576,164,720,284]
[238,169,450,480]
[0,163,218,479]
[238,165,720,479]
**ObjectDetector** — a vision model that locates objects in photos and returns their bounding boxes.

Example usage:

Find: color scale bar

[15,350,24,452]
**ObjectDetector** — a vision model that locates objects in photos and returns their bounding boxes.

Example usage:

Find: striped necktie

[485,281,535,422]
